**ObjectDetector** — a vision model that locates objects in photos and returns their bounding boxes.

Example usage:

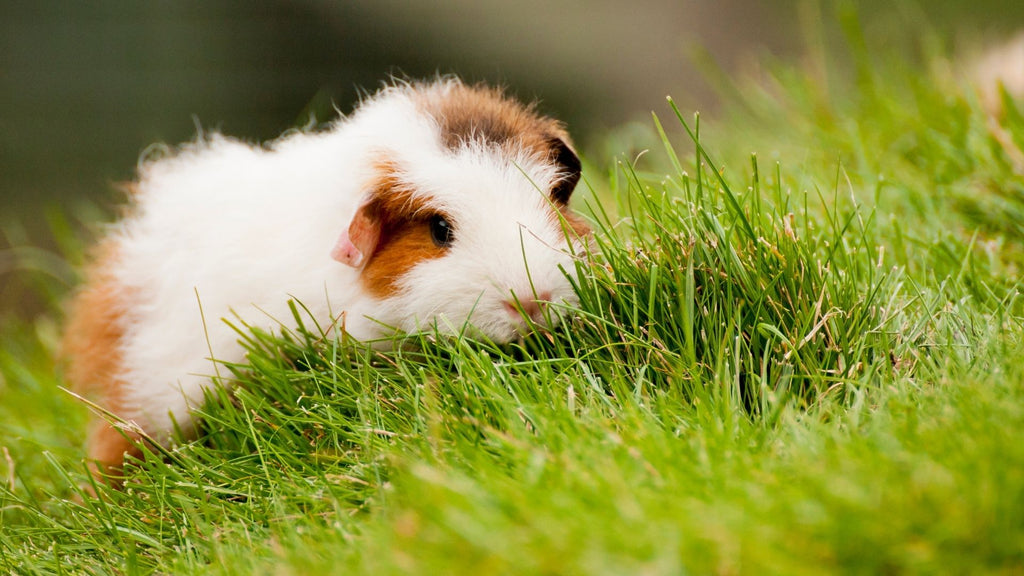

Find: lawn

[2,11,1023,575]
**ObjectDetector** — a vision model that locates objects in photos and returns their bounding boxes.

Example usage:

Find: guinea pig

[63,78,591,480]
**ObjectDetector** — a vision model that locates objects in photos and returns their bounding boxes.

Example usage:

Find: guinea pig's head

[331,79,591,343]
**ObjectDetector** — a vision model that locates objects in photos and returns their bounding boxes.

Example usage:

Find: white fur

[102,81,585,441]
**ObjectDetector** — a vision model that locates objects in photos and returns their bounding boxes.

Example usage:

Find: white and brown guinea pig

[63,78,590,478]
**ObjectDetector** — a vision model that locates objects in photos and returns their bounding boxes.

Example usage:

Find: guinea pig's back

[72,130,367,435]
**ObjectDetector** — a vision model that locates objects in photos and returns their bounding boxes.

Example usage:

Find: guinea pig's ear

[331,197,381,269]
[547,136,582,205]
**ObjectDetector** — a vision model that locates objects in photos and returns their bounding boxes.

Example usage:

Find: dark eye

[429,214,454,248]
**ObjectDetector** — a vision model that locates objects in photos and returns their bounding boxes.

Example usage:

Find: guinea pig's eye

[429,214,454,248]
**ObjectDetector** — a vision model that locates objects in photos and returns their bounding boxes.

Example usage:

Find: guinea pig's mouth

[506,317,541,342]
[413,292,575,346]
[490,303,568,344]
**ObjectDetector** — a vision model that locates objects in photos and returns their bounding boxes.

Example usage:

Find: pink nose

[503,290,552,322]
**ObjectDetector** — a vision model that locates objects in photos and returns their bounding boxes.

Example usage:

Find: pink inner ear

[331,203,380,268]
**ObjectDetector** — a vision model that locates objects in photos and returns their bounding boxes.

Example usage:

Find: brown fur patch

[358,161,450,298]
[558,208,592,240]
[85,422,143,487]
[63,240,126,392]
[62,238,137,476]
[412,81,581,205]
[361,219,446,298]
[413,82,568,154]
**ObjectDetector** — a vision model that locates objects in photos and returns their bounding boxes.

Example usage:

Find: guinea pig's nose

[503,290,552,322]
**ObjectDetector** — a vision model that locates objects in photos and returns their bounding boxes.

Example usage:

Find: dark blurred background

[0,0,800,221]
[3,0,1024,317]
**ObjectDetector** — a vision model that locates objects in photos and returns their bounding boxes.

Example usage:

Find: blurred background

[3,0,1024,317]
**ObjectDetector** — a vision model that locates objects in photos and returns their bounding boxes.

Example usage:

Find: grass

[3,10,1024,575]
